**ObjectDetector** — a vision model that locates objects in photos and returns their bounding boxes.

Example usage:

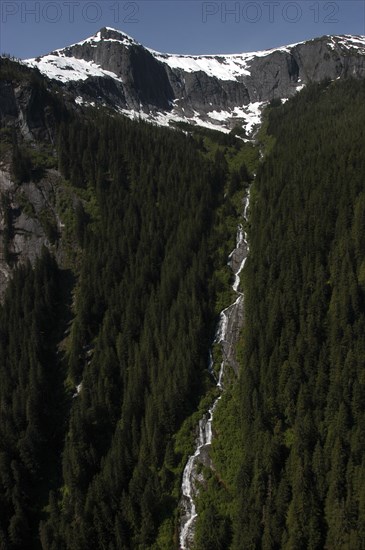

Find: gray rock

[60,27,174,111]
[38,30,365,130]
[0,164,70,299]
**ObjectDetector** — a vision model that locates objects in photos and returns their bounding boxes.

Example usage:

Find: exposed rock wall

[0,72,75,298]
[0,165,67,298]
[53,29,365,120]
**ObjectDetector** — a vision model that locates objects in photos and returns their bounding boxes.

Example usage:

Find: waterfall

[179,188,250,549]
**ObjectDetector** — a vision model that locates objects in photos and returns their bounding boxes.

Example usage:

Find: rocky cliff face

[0,62,78,297]
[64,30,174,110]
[25,28,365,133]
[0,80,54,142]
[0,167,66,297]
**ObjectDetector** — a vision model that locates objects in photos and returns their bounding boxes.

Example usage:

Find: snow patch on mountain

[25,54,122,84]
[63,27,140,49]
[149,41,308,82]
[207,102,263,133]
[328,35,365,53]
[118,107,231,133]
[118,101,265,136]
[153,52,251,81]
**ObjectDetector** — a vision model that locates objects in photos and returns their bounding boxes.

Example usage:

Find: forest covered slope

[0,58,253,549]
[194,78,365,549]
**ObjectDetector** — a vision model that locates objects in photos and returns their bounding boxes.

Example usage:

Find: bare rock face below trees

[0,79,58,143]
[0,69,81,299]
[0,165,71,299]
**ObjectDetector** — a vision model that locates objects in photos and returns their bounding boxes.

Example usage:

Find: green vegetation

[1,193,13,263]
[0,249,70,549]
[196,78,365,549]
[11,140,57,184]
[0,81,252,548]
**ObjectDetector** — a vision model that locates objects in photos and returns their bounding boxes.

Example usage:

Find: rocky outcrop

[0,165,68,298]
[0,67,77,298]
[166,35,365,109]
[292,38,365,82]
[58,27,174,111]
[170,70,251,114]
[0,79,57,142]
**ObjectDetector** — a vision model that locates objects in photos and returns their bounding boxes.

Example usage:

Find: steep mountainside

[25,28,365,134]
[0,56,255,549]
[0,61,78,297]
[192,77,365,550]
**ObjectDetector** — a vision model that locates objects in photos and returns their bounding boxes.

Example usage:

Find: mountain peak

[94,26,139,46]
[57,26,140,53]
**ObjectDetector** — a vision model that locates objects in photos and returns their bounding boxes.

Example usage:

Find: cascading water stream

[179,188,250,550]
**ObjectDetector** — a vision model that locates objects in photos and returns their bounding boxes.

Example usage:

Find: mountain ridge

[24,28,365,135]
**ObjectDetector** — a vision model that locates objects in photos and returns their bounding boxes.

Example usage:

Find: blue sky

[1,0,364,59]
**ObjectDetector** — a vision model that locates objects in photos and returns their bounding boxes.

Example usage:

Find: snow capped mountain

[26,29,365,85]
[71,27,140,49]
[24,28,365,135]
[25,28,136,84]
